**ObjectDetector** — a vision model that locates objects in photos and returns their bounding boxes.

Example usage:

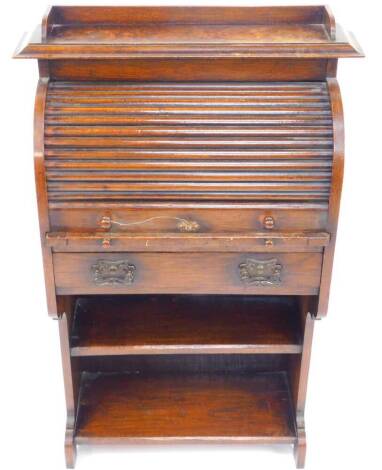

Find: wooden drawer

[53,252,322,295]
[49,205,328,233]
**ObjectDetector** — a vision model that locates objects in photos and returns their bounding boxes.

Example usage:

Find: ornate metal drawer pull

[91,260,136,285]
[98,215,200,232]
[239,258,282,286]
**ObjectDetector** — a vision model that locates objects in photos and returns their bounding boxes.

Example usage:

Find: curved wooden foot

[65,424,77,468]
[294,421,306,469]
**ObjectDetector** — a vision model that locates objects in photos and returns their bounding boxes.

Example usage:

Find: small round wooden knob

[263,216,275,230]
[102,238,111,248]
[99,216,112,230]
[265,239,274,247]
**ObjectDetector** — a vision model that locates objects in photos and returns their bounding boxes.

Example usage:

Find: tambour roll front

[14,5,363,468]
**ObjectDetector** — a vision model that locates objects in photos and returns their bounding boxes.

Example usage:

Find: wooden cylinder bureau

[14,5,363,468]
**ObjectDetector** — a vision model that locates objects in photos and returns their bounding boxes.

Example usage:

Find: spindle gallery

[14,5,363,467]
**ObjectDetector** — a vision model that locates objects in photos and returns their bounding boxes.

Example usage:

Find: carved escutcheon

[239,258,282,286]
[91,260,136,285]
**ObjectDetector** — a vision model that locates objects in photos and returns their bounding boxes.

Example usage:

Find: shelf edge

[71,344,303,357]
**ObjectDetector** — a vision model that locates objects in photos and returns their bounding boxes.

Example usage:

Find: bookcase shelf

[70,295,303,447]
[70,295,303,356]
[75,370,296,444]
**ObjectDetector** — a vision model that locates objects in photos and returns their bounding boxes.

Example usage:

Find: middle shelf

[70,295,303,356]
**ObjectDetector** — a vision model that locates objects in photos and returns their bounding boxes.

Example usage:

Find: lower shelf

[75,371,296,444]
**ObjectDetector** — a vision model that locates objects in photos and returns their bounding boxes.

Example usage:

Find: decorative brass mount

[91,260,136,285]
[239,258,282,286]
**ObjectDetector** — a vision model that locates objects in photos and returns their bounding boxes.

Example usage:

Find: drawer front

[53,252,322,295]
[49,207,328,233]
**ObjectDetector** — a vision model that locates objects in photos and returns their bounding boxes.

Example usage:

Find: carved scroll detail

[239,258,282,286]
[91,260,136,285]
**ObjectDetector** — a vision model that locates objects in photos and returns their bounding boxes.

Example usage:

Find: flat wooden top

[14,6,363,59]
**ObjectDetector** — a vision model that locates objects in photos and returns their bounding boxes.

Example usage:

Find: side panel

[34,78,57,316]
[317,78,344,317]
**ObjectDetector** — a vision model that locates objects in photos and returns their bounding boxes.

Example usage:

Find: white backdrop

[0,1,380,469]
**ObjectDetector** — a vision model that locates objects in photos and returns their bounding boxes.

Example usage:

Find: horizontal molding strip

[46,230,330,252]
[45,160,333,170]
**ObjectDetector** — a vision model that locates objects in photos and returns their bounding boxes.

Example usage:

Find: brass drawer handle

[91,260,136,285]
[98,215,200,232]
[239,258,282,286]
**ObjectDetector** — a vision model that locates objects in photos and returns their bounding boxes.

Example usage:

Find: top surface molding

[14,6,363,59]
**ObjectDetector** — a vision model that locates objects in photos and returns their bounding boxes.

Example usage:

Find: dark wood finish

[75,371,295,442]
[293,312,315,468]
[48,59,330,82]
[48,205,329,234]
[287,297,317,468]
[34,78,57,316]
[46,231,329,253]
[53,252,323,295]
[44,81,333,202]
[56,296,81,468]
[14,5,362,468]
[70,295,303,356]
[43,5,334,28]
[14,6,363,59]
[78,352,289,375]
[318,78,345,317]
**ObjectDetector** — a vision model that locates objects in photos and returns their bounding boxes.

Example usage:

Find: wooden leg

[65,420,76,469]
[58,310,80,468]
[294,416,306,469]
[290,310,314,469]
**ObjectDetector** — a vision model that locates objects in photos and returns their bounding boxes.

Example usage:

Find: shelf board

[71,295,302,356]
[75,371,296,444]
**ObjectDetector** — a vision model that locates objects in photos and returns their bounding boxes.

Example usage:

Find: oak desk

[14,5,363,467]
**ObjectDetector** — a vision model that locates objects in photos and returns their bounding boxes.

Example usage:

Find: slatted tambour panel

[44,81,333,203]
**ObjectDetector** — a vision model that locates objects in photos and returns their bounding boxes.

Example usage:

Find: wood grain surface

[14,5,363,468]
[70,295,303,356]
[75,371,296,441]
[53,252,323,295]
